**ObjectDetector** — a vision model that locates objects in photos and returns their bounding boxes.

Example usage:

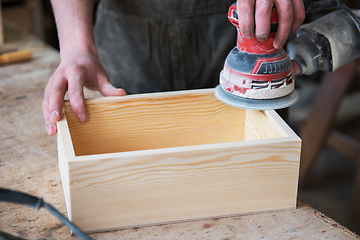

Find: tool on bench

[215,0,360,110]
[0,49,31,65]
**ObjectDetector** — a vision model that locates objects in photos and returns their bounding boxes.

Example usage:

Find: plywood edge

[63,88,216,108]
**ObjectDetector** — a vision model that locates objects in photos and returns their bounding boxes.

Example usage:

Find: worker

[43,0,305,136]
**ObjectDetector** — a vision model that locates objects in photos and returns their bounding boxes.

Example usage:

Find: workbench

[0,21,359,240]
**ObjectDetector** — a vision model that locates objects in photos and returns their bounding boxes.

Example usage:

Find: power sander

[215,1,360,110]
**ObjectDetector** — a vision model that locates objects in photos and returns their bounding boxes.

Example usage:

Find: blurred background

[0,0,359,235]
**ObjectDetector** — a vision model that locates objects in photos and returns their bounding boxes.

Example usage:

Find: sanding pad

[214,85,299,110]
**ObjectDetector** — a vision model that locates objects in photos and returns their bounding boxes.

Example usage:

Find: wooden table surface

[0,21,359,240]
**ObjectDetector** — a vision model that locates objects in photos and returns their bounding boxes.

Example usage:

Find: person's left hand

[42,50,126,136]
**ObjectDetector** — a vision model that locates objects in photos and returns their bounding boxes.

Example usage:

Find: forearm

[51,0,97,58]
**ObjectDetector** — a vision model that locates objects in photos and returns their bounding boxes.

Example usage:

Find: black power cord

[338,1,360,32]
[304,0,360,31]
[0,188,92,240]
[304,0,342,13]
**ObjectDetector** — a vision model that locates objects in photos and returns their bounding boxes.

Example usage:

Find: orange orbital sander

[215,3,298,110]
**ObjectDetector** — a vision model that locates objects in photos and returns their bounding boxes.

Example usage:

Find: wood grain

[63,89,246,156]
[68,139,300,232]
[56,89,301,232]
[57,117,75,220]
[245,110,288,141]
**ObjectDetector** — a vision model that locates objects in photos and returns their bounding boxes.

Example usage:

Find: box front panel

[68,139,301,232]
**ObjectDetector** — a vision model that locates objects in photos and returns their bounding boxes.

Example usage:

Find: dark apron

[94,0,236,94]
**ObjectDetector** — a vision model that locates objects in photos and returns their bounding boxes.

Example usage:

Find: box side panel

[57,125,71,220]
[63,90,246,156]
[244,110,288,141]
[68,139,301,232]
[57,116,76,221]
[265,110,301,139]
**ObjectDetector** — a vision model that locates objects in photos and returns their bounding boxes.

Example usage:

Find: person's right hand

[43,51,126,136]
[237,0,305,49]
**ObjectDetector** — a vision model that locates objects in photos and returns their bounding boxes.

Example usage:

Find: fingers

[97,74,126,97]
[43,94,57,136]
[239,0,305,49]
[254,0,273,42]
[43,65,89,137]
[237,0,255,39]
[43,74,68,136]
[290,0,305,33]
[273,0,294,49]
[48,75,68,123]
[67,67,87,124]
[42,57,127,137]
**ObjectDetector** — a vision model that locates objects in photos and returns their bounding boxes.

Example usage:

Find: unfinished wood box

[57,89,301,233]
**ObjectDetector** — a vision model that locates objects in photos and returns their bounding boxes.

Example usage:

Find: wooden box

[57,89,301,233]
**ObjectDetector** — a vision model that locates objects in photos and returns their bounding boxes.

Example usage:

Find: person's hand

[43,51,126,136]
[236,0,305,49]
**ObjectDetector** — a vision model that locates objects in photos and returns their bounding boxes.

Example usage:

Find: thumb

[97,78,126,97]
